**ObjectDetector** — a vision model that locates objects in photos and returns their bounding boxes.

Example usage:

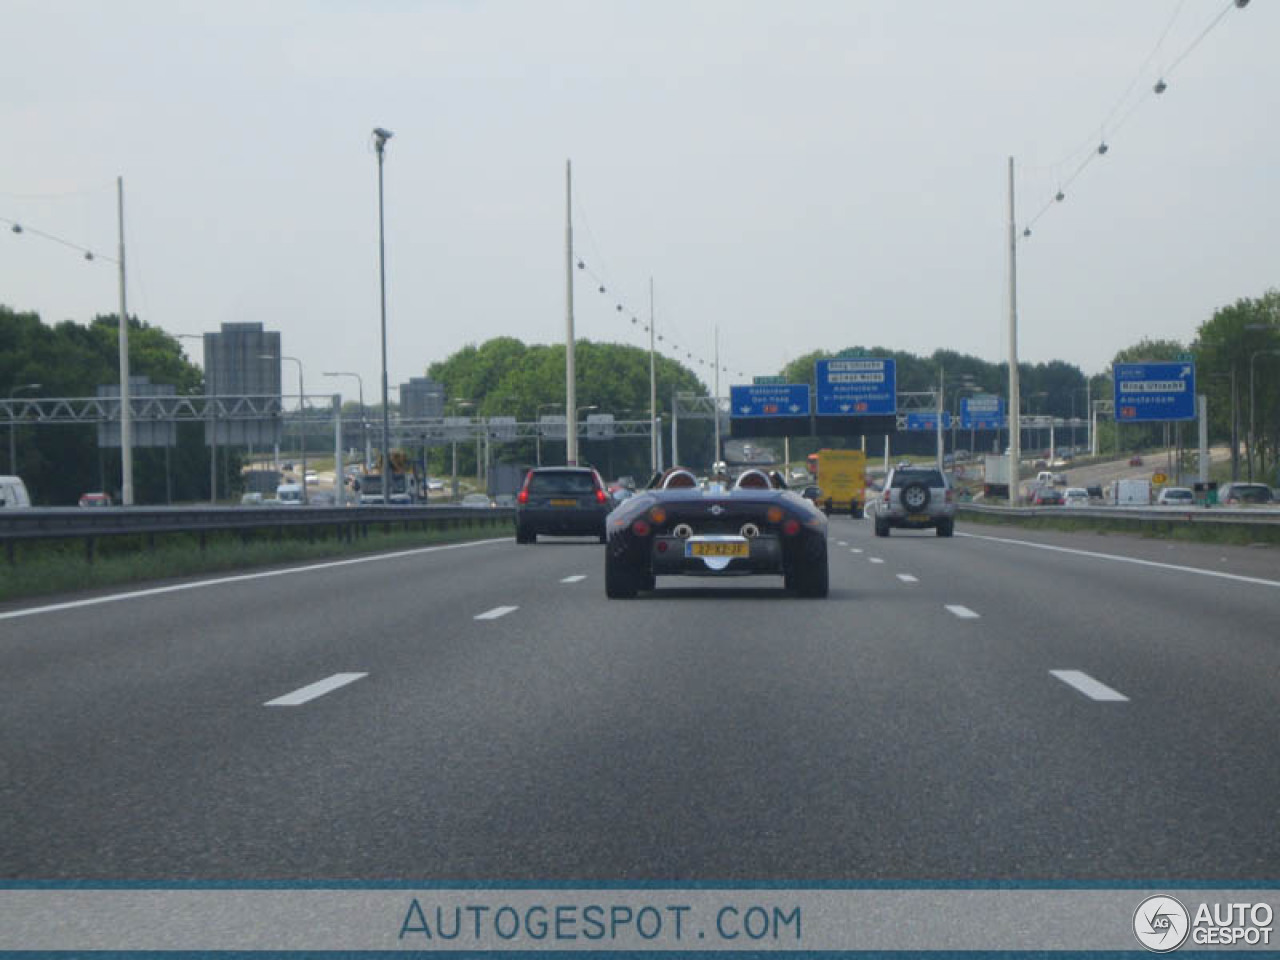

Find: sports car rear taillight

[781,518,800,536]
[632,519,651,537]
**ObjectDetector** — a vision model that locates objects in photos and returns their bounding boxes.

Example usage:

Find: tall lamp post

[536,402,562,467]
[449,399,473,500]
[323,371,366,468]
[262,354,307,504]
[577,405,598,467]
[8,383,41,475]
[1249,348,1280,482]
[178,333,218,504]
[373,127,394,504]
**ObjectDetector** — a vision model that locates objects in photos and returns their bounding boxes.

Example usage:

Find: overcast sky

[2,0,1274,403]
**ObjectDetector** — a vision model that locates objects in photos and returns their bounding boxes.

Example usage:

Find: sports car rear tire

[605,555,640,598]
[793,545,829,598]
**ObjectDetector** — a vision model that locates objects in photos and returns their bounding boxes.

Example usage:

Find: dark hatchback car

[1031,486,1065,506]
[515,467,612,543]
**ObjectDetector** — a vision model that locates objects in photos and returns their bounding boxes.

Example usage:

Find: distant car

[516,466,612,542]
[870,466,956,537]
[800,484,822,504]
[427,477,445,491]
[603,467,829,598]
[240,492,264,506]
[78,492,112,508]
[1218,482,1273,506]
[460,493,494,509]
[1086,484,1104,501]
[1129,455,1144,467]
[493,493,517,508]
[1031,486,1064,506]
[1156,487,1195,506]
[1061,487,1090,507]
[0,475,32,509]
[609,487,634,504]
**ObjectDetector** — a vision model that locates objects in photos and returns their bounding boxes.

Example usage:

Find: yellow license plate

[550,499,577,507]
[687,541,749,558]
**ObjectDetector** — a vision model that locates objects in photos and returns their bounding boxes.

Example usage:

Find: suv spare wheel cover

[902,481,931,511]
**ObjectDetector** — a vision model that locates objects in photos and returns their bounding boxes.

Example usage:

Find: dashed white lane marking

[1050,670,1130,702]
[945,605,980,619]
[958,532,1280,589]
[868,557,885,565]
[897,574,919,583]
[265,673,368,707]
[0,538,510,622]
[850,548,863,554]
[560,575,586,583]
[475,606,518,620]
[837,540,848,547]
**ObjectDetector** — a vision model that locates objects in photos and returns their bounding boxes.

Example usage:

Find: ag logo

[1134,895,1190,952]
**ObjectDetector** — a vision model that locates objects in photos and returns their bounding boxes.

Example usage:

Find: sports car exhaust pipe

[740,523,760,539]
[672,523,694,539]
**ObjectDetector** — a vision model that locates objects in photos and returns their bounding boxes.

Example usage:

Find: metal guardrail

[0,505,515,563]
[958,503,1280,526]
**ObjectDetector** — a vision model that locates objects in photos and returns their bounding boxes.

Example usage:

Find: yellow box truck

[815,449,866,517]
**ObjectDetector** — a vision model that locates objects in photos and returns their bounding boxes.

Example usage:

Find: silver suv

[872,466,956,537]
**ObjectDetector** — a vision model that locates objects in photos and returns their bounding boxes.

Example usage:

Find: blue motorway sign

[903,412,953,431]
[1113,362,1196,422]
[729,383,811,418]
[815,358,896,416]
[960,395,1006,430]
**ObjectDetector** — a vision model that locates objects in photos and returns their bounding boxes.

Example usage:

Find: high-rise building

[205,322,281,446]
[400,376,445,420]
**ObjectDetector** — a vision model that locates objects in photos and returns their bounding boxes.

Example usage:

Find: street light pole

[1249,348,1280,482]
[374,127,394,504]
[536,402,562,467]
[179,334,218,504]
[323,371,365,468]
[262,354,307,504]
[8,383,41,475]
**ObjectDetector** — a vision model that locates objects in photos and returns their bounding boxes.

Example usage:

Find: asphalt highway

[2,517,1277,881]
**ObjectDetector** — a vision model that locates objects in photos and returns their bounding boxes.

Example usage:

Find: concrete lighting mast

[374,127,394,503]
[565,160,578,466]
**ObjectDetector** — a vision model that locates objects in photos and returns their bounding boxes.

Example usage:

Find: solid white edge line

[1050,669,1130,702]
[474,605,518,620]
[958,531,1280,589]
[265,672,368,707]
[945,605,980,619]
[0,537,511,622]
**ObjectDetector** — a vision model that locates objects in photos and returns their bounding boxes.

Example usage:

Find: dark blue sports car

[603,468,829,598]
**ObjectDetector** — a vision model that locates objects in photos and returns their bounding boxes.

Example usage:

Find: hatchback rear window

[892,470,945,488]
[1230,485,1272,502]
[528,472,598,495]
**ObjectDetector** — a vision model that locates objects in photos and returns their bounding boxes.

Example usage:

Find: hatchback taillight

[595,488,607,503]
[517,489,529,505]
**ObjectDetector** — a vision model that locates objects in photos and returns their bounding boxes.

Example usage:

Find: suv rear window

[527,471,598,495]
[891,470,945,488]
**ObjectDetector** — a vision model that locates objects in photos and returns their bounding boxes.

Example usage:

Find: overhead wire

[1020,0,1247,240]
[569,182,747,381]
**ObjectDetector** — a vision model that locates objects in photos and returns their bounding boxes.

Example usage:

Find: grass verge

[959,509,1280,548]
[0,516,513,605]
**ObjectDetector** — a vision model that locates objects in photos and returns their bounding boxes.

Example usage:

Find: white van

[0,476,32,508]
[276,483,304,505]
